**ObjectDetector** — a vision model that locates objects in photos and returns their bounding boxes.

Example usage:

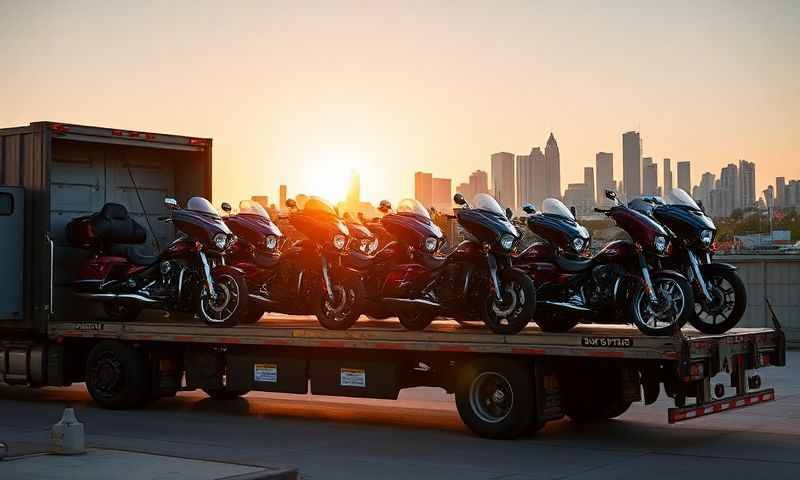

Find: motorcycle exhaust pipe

[73,292,162,305]
[539,300,592,313]
[382,298,441,311]
[249,293,279,308]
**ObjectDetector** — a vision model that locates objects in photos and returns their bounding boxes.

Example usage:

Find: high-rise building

[456,182,472,202]
[432,177,452,213]
[544,133,561,200]
[491,152,515,209]
[738,160,756,209]
[595,152,614,206]
[515,154,532,212]
[663,158,673,195]
[529,147,547,206]
[279,184,287,211]
[677,161,691,192]
[622,131,642,199]
[695,172,715,207]
[251,196,269,209]
[642,158,658,196]
[563,183,593,216]
[718,163,739,217]
[469,170,489,197]
[346,170,360,213]
[763,186,774,209]
[776,177,786,207]
[414,171,433,208]
[583,167,595,208]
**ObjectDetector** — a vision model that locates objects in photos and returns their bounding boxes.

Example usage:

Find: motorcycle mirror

[697,200,706,213]
[570,206,577,218]
[285,198,297,209]
[164,198,178,209]
[221,202,232,213]
[453,193,466,205]
[605,189,617,201]
[378,200,392,212]
[522,203,536,214]
[505,207,514,220]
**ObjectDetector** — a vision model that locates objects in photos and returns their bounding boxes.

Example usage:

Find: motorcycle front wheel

[198,272,247,327]
[481,269,536,335]
[690,269,747,334]
[314,271,365,330]
[630,271,693,336]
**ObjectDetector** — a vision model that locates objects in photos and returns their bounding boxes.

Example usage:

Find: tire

[203,388,250,400]
[630,271,693,336]
[534,310,579,333]
[690,269,747,334]
[199,272,247,327]
[314,271,365,330]
[86,341,150,409]
[455,357,535,439]
[241,308,265,324]
[398,310,435,331]
[104,303,141,322]
[481,269,536,335]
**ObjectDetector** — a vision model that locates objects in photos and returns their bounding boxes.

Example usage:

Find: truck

[0,121,787,439]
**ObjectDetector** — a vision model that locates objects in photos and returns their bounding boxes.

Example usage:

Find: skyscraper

[346,170,360,212]
[432,177,452,213]
[663,158,673,195]
[414,171,433,208]
[279,184,287,210]
[776,177,786,207]
[719,163,739,217]
[738,160,756,209]
[516,154,533,212]
[642,157,658,196]
[595,152,614,206]
[544,133,561,200]
[677,161,691,192]
[491,152,515,209]
[695,172,715,207]
[622,131,642,199]
[529,147,547,206]
[583,166,595,208]
[469,170,489,197]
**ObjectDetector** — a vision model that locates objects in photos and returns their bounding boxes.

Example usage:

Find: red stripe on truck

[668,389,775,423]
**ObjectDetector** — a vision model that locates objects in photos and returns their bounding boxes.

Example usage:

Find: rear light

[688,361,705,379]
[189,138,209,146]
[51,123,69,135]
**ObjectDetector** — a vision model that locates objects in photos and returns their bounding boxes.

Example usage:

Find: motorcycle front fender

[699,262,737,275]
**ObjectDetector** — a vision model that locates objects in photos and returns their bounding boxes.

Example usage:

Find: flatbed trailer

[36,315,786,438]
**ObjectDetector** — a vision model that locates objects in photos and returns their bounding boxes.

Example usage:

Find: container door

[0,187,24,319]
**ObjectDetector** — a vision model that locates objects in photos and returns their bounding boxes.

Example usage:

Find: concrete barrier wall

[716,255,800,346]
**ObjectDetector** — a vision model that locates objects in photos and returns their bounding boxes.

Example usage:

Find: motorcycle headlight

[654,235,667,253]
[572,237,585,252]
[333,234,346,250]
[265,235,278,250]
[700,230,713,247]
[424,236,438,252]
[500,234,516,251]
[213,233,228,250]
[368,238,379,255]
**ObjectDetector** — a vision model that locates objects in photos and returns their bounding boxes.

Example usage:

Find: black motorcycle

[68,197,248,327]
[629,189,747,334]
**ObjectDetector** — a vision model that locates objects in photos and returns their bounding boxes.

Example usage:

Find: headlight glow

[500,234,516,251]
[424,237,438,252]
[368,238,379,255]
[213,233,228,250]
[265,235,278,250]
[572,237,585,252]
[333,234,346,250]
[654,235,667,253]
[700,230,713,247]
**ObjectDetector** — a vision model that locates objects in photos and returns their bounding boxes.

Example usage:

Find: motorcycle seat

[92,203,148,245]
[125,246,159,266]
[555,255,594,273]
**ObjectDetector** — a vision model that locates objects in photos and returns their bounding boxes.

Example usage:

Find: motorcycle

[223,197,366,330]
[516,191,694,336]
[67,197,248,327]
[628,188,747,334]
[345,194,535,334]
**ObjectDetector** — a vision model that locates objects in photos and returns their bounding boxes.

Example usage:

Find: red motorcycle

[67,197,247,327]
[515,191,693,336]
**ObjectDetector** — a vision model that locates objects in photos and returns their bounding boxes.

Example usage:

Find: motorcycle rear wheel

[481,269,536,335]
[398,310,436,331]
[534,310,579,333]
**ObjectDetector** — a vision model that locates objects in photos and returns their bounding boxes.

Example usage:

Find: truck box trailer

[0,121,787,439]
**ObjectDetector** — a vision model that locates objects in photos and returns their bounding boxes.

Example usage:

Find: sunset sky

[1,1,798,206]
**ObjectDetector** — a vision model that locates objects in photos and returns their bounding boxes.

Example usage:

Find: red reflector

[111,129,123,136]
[189,138,209,146]
[668,388,775,424]
[51,123,69,135]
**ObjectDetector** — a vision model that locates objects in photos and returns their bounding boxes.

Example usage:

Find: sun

[307,153,353,203]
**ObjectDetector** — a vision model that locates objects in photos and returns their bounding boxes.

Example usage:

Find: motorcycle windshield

[396,199,431,219]
[187,197,221,217]
[666,188,701,210]
[541,198,574,220]
[473,193,506,216]
[304,196,339,217]
[238,200,271,219]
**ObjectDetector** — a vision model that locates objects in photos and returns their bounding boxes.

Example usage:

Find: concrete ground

[0,352,798,480]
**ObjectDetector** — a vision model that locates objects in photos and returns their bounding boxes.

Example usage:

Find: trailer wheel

[203,388,250,400]
[86,341,150,409]
[562,366,632,422]
[455,357,534,439]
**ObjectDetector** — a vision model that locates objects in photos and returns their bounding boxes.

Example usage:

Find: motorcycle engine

[585,264,626,307]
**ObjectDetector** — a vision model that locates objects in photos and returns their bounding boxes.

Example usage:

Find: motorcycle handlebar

[594,208,610,213]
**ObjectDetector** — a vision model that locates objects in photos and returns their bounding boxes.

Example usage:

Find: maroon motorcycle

[515,191,693,336]
[67,197,247,327]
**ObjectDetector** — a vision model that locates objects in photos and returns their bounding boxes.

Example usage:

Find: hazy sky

[2,0,798,205]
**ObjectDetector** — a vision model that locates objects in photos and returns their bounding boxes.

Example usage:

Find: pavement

[0,352,798,479]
